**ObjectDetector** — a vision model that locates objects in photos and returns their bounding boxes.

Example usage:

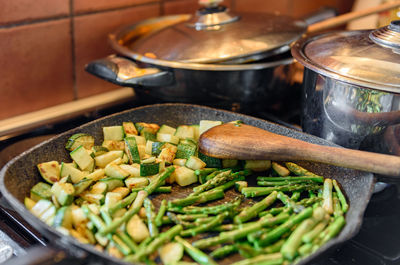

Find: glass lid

[127,2,307,64]
[294,21,400,92]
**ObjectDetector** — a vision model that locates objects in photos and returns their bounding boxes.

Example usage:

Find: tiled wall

[0,0,354,120]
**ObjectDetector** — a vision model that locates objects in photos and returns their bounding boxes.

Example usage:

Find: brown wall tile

[0,0,69,26]
[234,0,289,15]
[0,19,74,120]
[73,0,160,14]
[163,0,200,15]
[74,4,160,98]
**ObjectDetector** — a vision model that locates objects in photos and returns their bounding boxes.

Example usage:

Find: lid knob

[370,20,400,53]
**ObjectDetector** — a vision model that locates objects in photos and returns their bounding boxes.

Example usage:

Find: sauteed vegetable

[24,120,347,264]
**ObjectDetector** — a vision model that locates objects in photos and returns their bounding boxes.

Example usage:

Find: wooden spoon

[198,123,400,177]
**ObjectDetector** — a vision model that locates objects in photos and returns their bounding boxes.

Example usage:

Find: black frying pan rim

[0,103,375,265]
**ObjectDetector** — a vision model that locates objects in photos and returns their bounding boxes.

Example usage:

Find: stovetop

[0,99,399,265]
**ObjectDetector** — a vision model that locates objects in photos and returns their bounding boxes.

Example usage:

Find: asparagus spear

[176,213,209,221]
[195,168,219,184]
[99,190,148,236]
[168,189,225,207]
[332,179,348,213]
[277,191,304,213]
[263,238,285,254]
[242,184,320,198]
[322,179,334,215]
[181,211,229,237]
[280,218,316,260]
[131,186,172,193]
[318,215,346,245]
[302,219,329,243]
[257,176,324,183]
[230,253,283,265]
[234,191,278,224]
[192,170,232,195]
[169,196,241,215]
[125,224,183,262]
[193,213,290,249]
[175,236,218,265]
[210,244,238,259]
[108,191,137,216]
[145,166,175,195]
[259,207,285,217]
[211,175,245,192]
[291,191,301,201]
[155,199,167,227]
[257,180,314,187]
[258,207,313,247]
[144,198,158,237]
[285,162,322,179]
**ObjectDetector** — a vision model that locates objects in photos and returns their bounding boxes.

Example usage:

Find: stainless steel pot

[291,21,400,156]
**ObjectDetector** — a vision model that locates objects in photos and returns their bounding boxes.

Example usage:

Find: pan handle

[2,245,86,265]
[85,55,174,87]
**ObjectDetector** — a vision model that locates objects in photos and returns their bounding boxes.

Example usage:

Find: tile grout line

[0,1,160,30]
[70,0,78,100]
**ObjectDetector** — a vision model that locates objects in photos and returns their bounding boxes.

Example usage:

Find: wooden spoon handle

[307,0,400,33]
[199,123,400,177]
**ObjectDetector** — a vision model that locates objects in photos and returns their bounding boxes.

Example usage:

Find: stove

[0,92,399,265]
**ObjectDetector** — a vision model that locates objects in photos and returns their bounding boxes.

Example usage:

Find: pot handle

[85,55,174,87]
[2,245,85,265]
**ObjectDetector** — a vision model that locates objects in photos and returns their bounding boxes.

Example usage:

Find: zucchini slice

[158,125,176,135]
[105,163,130,179]
[60,162,84,184]
[103,126,124,141]
[37,161,60,184]
[140,162,160,176]
[124,137,140,164]
[123,121,138,136]
[125,177,149,189]
[174,125,195,140]
[94,151,124,168]
[65,133,95,151]
[102,140,125,151]
[185,156,206,170]
[244,160,271,172]
[70,145,94,171]
[51,182,75,206]
[199,120,222,135]
[53,206,73,229]
[30,182,52,201]
[174,166,197,186]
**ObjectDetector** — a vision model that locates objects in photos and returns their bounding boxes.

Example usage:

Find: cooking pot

[85,1,399,107]
[0,104,374,265]
[291,20,400,157]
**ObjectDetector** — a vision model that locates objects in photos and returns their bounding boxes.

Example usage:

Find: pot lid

[127,1,307,64]
[292,20,400,93]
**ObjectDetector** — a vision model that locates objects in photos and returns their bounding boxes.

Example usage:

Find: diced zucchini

[158,125,176,135]
[102,140,125,151]
[126,214,150,243]
[191,125,200,141]
[90,182,108,195]
[73,178,93,195]
[185,156,206,170]
[197,152,222,168]
[157,133,179,145]
[141,157,156,164]
[244,160,271,172]
[71,206,87,227]
[173,159,187,166]
[104,192,123,209]
[175,143,196,159]
[152,142,166,156]
[86,169,105,181]
[30,199,53,218]
[119,164,140,178]
[141,131,156,141]
[99,177,124,191]
[51,182,75,206]
[80,192,105,205]
[53,206,73,229]
[91,146,109,156]
[125,177,149,189]
[40,204,56,226]
[37,161,60,184]
[103,126,124,141]
[30,182,52,201]
[111,187,130,198]
[140,162,160,176]
[159,242,184,265]
[174,125,195,139]
[59,175,72,184]
[174,166,197,186]
[145,140,154,155]
[121,153,129,164]
[123,121,138,136]
[24,197,36,210]
[137,144,147,160]
[94,151,124,168]
[105,163,130,179]
[222,159,238,168]
[125,137,140,164]
[130,135,146,145]
[135,122,160,135]
[70,145,94,171]
[271,162,290,177]
[199,120,222,135]
[60,162,85,184]
[65,133,95,151]
[158,145,177,164]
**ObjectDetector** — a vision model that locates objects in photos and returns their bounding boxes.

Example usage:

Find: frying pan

[0,104,374,264]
